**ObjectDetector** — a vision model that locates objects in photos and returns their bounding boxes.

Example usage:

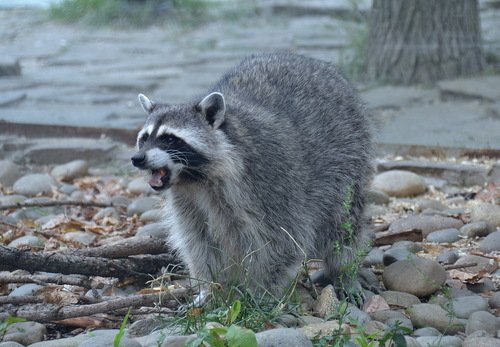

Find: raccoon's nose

[131,153,146,168]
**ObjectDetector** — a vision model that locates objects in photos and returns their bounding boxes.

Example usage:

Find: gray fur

[133,52,374,297]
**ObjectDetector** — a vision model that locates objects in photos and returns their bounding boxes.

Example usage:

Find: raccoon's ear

[138,93,155,114]
[197,92,225,129]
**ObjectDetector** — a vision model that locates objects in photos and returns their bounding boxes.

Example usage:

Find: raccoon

[132,52,373,298]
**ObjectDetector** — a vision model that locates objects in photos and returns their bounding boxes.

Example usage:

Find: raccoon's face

[131,92,226,191]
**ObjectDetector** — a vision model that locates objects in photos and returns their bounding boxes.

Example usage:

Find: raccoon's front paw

[178,287,210,312]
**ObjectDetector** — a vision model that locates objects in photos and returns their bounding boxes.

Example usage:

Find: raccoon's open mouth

[148,168,171,191]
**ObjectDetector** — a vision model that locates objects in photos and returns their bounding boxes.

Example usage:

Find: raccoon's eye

[138,133,149,147]
[158,134,181,146]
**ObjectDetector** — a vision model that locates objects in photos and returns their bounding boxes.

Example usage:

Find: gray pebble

[51,160,88,181]
[413,327,441,337]
[0,195,26,207]
[58,183,78,195]
[471,203,500,228]
[313,284,338,318]
[386,316,413,331]
[0,342,25,347]
[463,337,500,347]
[13,173,57,197]
[383,258,446,297]
[466,311,500,336]
[489,292,500,309]
[345,304,371,325]
[9,283,42,296]
[0,160,21,187]
[389,215,463,238]
[8,235,45,249]
[415,199,447,212]
[369,309,407,323]
[363,247,384,265]
[63,231,96,246]
[380,290,420,309]
[436,249,459,264]
[451,295,489,319]
[93,207,119,220]
[366,189,390,205]
[416,336,462,347]
[480,231,500,253]
[426,228,460,243]
[127,197,161,216]
[140,208,164,223]
[135,222,168,239]
[78,335,140,347]
[2,321,47,345]
[383,247,417,266]
[127,177,153,195]
[460,221,494,238]
[256,328,312,347]
[372,170,427,197]
[407,303,464,334]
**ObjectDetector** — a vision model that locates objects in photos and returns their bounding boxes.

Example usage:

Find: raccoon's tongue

[149,168,168,188]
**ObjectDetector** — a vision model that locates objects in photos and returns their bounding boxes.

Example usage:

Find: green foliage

[0,316,27,342]
[114,307,131,347]
[186,300,258,347]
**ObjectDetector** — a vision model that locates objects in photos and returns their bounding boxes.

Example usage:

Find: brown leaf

[374,229,423,246]
[55,315,119,329]
[38,285,80,305]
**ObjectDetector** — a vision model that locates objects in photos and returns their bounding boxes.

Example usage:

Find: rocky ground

[0,151,499,347]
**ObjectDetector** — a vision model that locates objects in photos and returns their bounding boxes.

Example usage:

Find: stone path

[0,1,499,149]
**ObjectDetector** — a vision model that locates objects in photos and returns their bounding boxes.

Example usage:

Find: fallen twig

[0,295,43,305]
[0,245,179,279]
[0,200,126,211]
[0,273,92,288]
[0,289,189,322]
[67,236,170,258]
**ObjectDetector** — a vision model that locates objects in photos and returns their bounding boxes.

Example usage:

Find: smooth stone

[450,295,489,319]
[299,321,346,339]
[140,208,164,223]
[467,278,496,294]
[489,292,500,309]
[93,207,119,220]
[8,235,45,249]
[372,170,427,197]
[70,190,85,201]
[256,328,312,347]
[277,314,300,327]
[13,173,57,196]
[407,304,464,334]
[3,321,47,345]
[389,215,464,237]
[436,249,459,264]
[0,195,26,206]
[127,197,161,216]
[110,195,131,206]
[51,160,88,181]
[298,316,324,326]
[127,177,153,195]
[28,335,88,347]
[369,309,408,323]
[415,199,447,212]
[426,228,460,243]
[471,204,500,227]
[0,342,25,347]
[78,335,140,347]
[383,258,446,297]
[133,330,191,347]
[58,183,78,195]
[404,336,423,347]
[9,283,42,296]
[363,247,384,266]
[463,337,500,347]
[380,290,420,309]
[416,336,462,347]
[383,247,418,266]
[135,223,168,239]
[454,255,498,274]
[460,221,495,238]
[313,284,338,318]
[345,304,371,325]
[366,189,390,205]
[363,320,388,335]
[63,231,96,246]
[480,231,500,253]
[386,316,413,331]
[466,311,500,336]
[158,335,196,347]
[366,204,389,217]
[413,327,441,337]
[0,160,21,187]
[128,317,168,337]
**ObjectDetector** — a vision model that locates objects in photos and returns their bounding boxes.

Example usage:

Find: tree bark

[365,0,484,84]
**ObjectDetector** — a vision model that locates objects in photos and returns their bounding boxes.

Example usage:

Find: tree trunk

[365,0,484,85]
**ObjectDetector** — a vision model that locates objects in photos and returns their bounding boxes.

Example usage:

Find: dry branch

[0,246,179,279]
[0,289,189,322]
[0,200,125,211]
[68,236,170,258]
[0,274,91,287]
[0,295,43,305]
